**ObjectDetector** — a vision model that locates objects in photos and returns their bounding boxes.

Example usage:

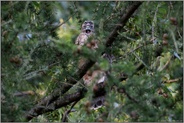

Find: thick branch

[36,60,95,107]
[25,88,87,121]
[105,1,143,47]
[25,1,143,121]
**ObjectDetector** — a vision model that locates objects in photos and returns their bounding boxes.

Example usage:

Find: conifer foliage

[1,1,183,122]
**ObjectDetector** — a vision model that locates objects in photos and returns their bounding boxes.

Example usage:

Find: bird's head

[81,20,94,35]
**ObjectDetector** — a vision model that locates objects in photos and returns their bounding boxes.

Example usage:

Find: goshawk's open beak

[85,26,92,34]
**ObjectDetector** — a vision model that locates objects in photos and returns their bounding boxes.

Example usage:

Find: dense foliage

[1,1,183,122]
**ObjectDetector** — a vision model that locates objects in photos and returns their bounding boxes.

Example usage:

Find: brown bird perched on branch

[75,20,107,110]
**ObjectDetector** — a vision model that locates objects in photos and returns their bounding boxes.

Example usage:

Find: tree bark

[25,88,87,121]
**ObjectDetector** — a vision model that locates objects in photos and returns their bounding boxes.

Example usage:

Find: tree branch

[25,88,87,121]
[62,100,79,122]
[164,78,182,83]
[50,14,74,34]
[105,1,143,47]
[117,87,139,104]
[25,1,143,121]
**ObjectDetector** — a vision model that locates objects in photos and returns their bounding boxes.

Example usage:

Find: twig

[117,87,138,103]
[13,91,35,97]
[158,56,172,71]
[151,3,160,39]
[120,42,150,59]
[23,61,60,80]
[1,19,13,26]
[50,14,74,33]
[177,30,182,39]
[62,100,79,122]
[164,78,182,83]
[132,52,151,71]
[170,30,179,53]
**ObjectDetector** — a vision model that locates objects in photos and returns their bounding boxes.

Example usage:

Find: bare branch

[13,91,35,97]
[164,78,182,83]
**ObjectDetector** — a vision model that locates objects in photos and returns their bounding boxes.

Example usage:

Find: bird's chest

[78,33,90,46]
